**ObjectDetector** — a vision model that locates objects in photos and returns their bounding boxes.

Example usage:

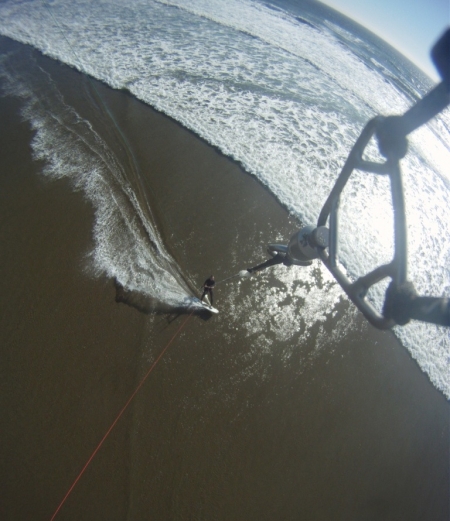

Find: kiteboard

[191,297,219,314]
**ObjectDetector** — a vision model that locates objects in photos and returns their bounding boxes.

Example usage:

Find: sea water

[0,0,449,397]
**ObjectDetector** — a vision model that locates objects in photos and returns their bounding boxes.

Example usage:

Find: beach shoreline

[0,38,448,521]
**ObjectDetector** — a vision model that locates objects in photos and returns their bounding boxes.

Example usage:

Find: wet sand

[0,39,449,521]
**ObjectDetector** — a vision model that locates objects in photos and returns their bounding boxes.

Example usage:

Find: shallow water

[0,41,449,521]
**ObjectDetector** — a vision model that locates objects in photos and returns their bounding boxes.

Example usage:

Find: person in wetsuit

[200,275,216,306]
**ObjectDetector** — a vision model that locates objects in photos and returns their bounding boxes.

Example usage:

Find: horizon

[319,0,449,81]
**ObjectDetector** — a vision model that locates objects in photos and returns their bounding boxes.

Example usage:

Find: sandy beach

[0,38,448,521]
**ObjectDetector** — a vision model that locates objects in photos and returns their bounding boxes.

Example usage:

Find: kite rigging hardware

[264,29,450,329]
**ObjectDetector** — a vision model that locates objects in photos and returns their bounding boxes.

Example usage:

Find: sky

[320,0,449,81]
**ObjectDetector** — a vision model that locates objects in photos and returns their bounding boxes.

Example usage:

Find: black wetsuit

[201,277,216,306]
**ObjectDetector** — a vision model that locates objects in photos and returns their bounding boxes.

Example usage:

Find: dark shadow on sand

[114,279,215,321]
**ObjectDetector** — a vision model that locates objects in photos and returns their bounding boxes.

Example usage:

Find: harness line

[49,311,194,521]
[216,270,252,285]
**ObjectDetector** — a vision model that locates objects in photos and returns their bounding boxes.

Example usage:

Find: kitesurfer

[200,275,216,306]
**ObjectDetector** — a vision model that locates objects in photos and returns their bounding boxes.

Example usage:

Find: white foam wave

[0,52,191,307]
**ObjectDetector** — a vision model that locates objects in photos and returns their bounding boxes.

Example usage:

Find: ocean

[1,0,447,397]
[0,1,449,519]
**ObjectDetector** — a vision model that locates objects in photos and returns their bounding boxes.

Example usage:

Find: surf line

[43,1,157,231]
[49,310,194,521]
